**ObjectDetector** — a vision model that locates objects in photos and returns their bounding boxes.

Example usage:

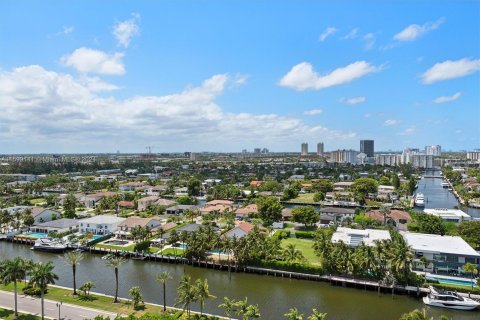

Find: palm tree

[282,244,305,264]
[419,256,430,277]
[284,307,304,320]
[308,309,327,320]
[105,257,126,303]
[463,262,478,290]
[0,257,25,317]
[156,271,172,312]
[390,239,414,283]
[245,304,261,319]
[176,275,197,318]
[29,262,58,320]
[219,297,237,320]
[399,308,433,320]
[195,278,216,315]
[63,251,84,295]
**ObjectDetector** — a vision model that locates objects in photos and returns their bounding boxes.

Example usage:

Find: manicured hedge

[294,231,315,239]
[272,230,291,240]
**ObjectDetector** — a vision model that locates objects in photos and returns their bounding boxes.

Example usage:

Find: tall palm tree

[156,271,172,312]
[219,297,237,320]
[390,239,414,282]
[29,262,58,320]
[0,257,25,317]
[282,244,305,264]
[463,262,478,290]
[194,278,216,315]
[105,257,126,303]
[176,275,197,318]
[245,304,261,319]
[63,251,84,295]
[284,307,304,320]
[307,309,327,320]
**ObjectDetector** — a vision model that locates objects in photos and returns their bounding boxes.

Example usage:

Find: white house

[30,218,80,234]
[78,215,126,235]
[331,227,391,248]
[30,208,62,225]
[423,208,471,223]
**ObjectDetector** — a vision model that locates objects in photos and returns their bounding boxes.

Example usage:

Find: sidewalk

[0,290,118,320]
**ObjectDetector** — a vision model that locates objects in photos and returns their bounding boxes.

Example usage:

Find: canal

[0,242,478,320]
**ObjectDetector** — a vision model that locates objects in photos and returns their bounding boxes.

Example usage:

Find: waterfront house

[118,201,135,209]
[119,181,148,192]
[137,196,159,211]
[235,204,258,219]
[82,192,117,209]
[30,218,80,234]
[401,232,480,274]
[423,208,471,223]
[154,198,176,207]
[365,209,411,230]
[30,208,61,224]
[319,207,355,224]
[333,181,354,192]
[331,227,391,248]
[223,221,254,239]
[165,205,197,215]
[376,185,397,199]
[114,216,162,239]
[78,215,126,235]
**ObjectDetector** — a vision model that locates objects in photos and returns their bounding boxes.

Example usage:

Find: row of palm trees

[0,257,58,320]
[313,228,416,284]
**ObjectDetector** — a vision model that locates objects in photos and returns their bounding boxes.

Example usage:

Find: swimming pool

[24,232,47,238]
[426,276,477,287]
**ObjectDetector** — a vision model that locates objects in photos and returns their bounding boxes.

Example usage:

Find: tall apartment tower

[317,142,324,156]
[360,140,374,157]
[425,145,442,156]
[301,142,308,156]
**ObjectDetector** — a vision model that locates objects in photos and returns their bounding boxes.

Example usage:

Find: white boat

[415,193,425,207]
[423,286,480,310]
[441,181,450,188]
[33,237,67,252]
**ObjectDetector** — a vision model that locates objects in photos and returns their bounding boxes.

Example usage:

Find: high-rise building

[301,142,308,156]
[317,142,324,156]
[411,154,435,169]
[330,149,358,164]
[376,154,402,166]
[360,140,374,157]
[467,151,480,162]
[253,148,261,154]
[425,145,442,156]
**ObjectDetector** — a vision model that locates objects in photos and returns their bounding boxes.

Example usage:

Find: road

[0,290,118,320]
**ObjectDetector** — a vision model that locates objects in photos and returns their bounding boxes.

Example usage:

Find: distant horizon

[1,0,479,153]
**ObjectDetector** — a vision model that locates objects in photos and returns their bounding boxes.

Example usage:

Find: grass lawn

[162,248,185,257]
[0,308,40,320]
[365,199,382,206]
[95,243,136,251]
[29,198,45,205]
[288,193,318,203]
[281,237,321,265]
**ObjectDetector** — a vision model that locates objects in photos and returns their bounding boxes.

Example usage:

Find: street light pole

[56,301,62,320]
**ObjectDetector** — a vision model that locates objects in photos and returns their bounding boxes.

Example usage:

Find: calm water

[0,242,478,320]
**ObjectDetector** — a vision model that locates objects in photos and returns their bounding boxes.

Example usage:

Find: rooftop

[331,227,391,247]
[423,208,471,219]
[401,232,480,257]
[34,218,80,229]
[81,215,126,224]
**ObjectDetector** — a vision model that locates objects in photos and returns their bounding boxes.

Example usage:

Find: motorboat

[33,237,67,252]
[441,181,450,188]
[423,286,480,310]
[415,193,425,207]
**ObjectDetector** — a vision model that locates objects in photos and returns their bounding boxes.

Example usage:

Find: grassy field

[162,248,185,257]
[288,193,317,203]
[281,237,321,265]
[95,243,162,254]
[29,198,45,205]
[0,308,41,320]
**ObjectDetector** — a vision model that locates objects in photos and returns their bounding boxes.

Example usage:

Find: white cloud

[343,28,358,40]
[384,119,399,126]
[433,92,462,103]
[394,17,445,42]
[232,74,249,87]
[303,109,323,116]
[398,127,416,136]
[422,58,480,84]
[279,61,382,91]
[363,33,375,50]
[113,13,140,48]
[340,96,366,105]
[61,47,126,75]
[319,27,337,42]
[0,65,357,151]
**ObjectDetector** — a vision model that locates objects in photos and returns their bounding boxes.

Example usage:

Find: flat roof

[401,232,480,257]
[332,227,391,247]
[423,208,471,218]
[80,215,126,224]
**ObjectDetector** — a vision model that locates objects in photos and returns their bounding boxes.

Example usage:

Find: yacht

[33,237,67,252]
[441,181,450,188]
[415,193,425,207]
[423,286,480,310]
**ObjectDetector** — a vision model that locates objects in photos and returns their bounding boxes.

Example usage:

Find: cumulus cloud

[61,47,126,75]
[433,92,462,103]
[279,61,382,91]
[340,96,366,105]
[384,119,399,126]
[422,58,480,84]
[303,109,323,116]
[319,27,337,42]
[113,13,140,48]
[394,18,445,42]
[0,65,357,151]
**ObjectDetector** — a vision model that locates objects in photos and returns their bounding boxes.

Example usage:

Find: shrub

[22,285,42,296]
[134,240,151,252]
[295,231,315,239]
[272,230,290,240]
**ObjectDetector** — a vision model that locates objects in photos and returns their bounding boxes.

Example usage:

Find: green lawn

[281,237,321,265]
[162,248,185,257]
[0,308,41,320]
[288,193,318,203]
[29,198,45,205]
[95,243,136,251]
[365,199,382,206]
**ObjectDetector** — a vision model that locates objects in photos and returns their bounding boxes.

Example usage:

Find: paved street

[0,290,118,320]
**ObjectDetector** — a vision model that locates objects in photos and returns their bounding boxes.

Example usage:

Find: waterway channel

[0,242,478,320]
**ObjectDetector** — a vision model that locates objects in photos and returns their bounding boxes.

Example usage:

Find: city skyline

[0,0,479,154]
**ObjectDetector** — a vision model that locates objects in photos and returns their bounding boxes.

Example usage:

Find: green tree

[457,221,480,248]
[285,307,304,320]
[281,186,299,201]
[63,193,78,218]
[351,178,378,200]
[176,275,197,318]
[29,262,58,320]
[105,257,126,303]
[291,206,319,228]
[129,286,144,310]
[0,257,26,317]
[313,191,325,202]
[308,309,327,320]
[79,281,95,296]
[187,177,202,196]
[282,244,305,264]
[463,262,478,290]
[256,196,283,227]
[219,297,237,320]
[63,251,84,295]
[156,271,172,312]
[194,278,216,315]
[408,177,416,195]
[399,308,433,320]
[312,180,333,193]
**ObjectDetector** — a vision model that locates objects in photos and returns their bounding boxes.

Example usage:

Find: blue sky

[0,0,479,153]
